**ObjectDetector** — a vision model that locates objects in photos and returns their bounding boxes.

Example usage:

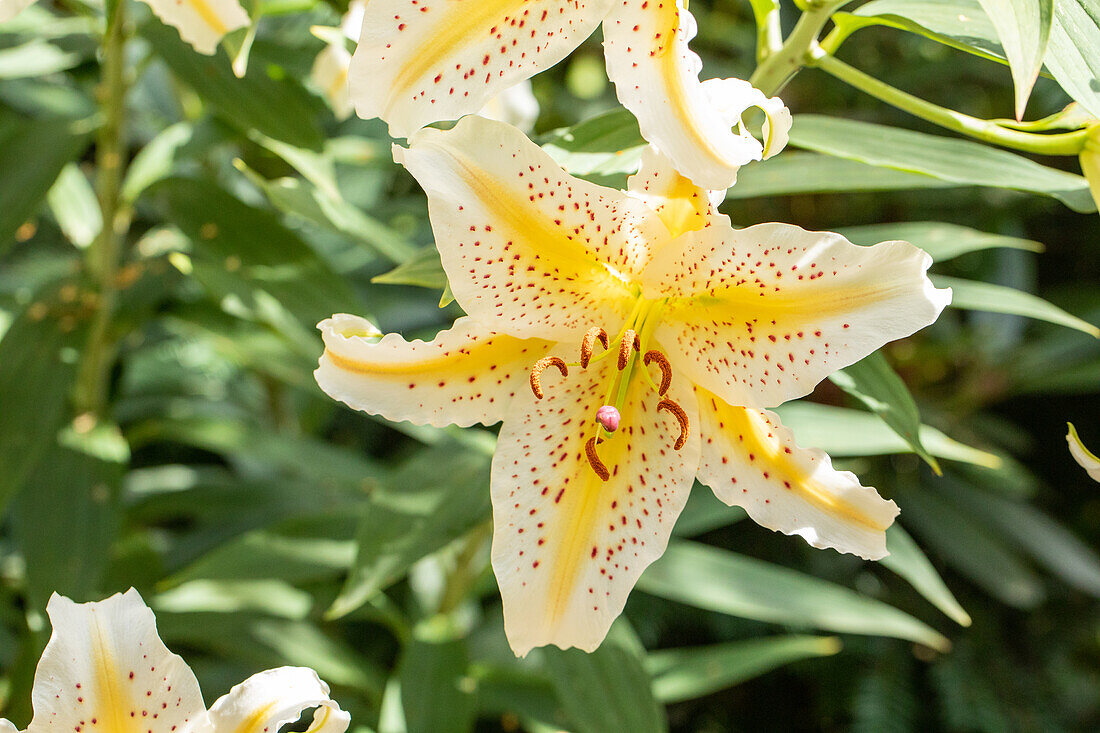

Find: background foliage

[1,0,1099,730]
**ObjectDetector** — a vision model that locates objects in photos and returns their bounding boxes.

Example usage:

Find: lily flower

[0,0,247,55]
[315,115,950,656]
[347,0,790,189]
[1,589,349,732]
[1067,422,1100,482]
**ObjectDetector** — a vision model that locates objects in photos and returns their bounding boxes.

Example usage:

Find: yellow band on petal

[719,403,891,532]
[233,701,279,733]
[189,0,231,35]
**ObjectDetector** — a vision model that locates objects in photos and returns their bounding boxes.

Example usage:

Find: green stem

[437,521,492,616]
[811,53,1089,156]
[751,0,783,64]
[75,0,130,416]
[750,0,853,96]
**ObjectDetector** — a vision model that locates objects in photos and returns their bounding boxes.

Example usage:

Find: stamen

[595,405,621,432]
[657,398,689,450]
[644,350,673,395]
[529,356,567,400]
[618,329,641,371]
[585,436,610,481]
[580,327,610,368]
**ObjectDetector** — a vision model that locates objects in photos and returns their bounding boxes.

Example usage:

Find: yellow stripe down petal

[204,667,350,733]
[349,0,614,138]
[30,589,206,730]
[695,389,899,560]
[316,313,555,428]
[1067,422,1100,483]
[491,348,700,656]
[140,0,249,54]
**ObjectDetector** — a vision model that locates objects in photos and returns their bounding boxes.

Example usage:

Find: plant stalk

[811,52,1089,156]
[75,0,130,417]
[750,0,852,96]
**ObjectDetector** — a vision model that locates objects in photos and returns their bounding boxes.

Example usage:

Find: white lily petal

[1067,423,1100,483]
[349,0,613,138]
[202,667,350,733]
[342,0,367,41]
[395,115,667,342]
[29,589,206,729]
[140,0,249,55]
[642,222,951,409]
[627,145,717,239]
[696,389,898,559]
[603,0,790,190]
[0,720,20,732]
[311,43,354,120]
[0,0,35,22]
[317,314,555,428]
[492,345,700,655]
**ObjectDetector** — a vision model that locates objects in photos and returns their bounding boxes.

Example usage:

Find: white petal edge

[1067,422,1100,482]
[200,667,350,733]
[140,0,249,55]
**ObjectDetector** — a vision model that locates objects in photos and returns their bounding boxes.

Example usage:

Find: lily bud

[595,405,621,433]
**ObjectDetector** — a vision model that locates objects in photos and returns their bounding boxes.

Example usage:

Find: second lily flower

[316,115,950,656]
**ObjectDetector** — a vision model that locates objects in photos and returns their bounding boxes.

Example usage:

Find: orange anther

[644,350,673,395]
[585,436,610,481]
[657,398,689,450]
[529,356,567,400]
[580,327,610,368]
[618,329,641,370]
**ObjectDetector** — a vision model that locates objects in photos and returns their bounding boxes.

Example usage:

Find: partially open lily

[315,115,950,655]
[1,589,349,732]
[348,0,790,189]
[0,0,247,55]
[1067,423,1100,482]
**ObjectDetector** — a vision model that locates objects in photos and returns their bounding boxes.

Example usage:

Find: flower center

[527,297,689,481]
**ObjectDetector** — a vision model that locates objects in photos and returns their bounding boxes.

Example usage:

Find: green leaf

[12,434,123,610]
[121,122,194,203]
[542,623,667,733]
[1045,0,1100,119]
[949,484,1100,598]
[975,0,1053,118]
[896,485,1045,608]
[400,619,477,733]
[788,115,1095,213]
[0,39,83,79]
[328,442,492,619]
[47,162,101,249]
[150,177,361,325]
[473,666,569,730]
[932,275,1100,336]
[540,108,646,177]
[845,0,1008,66]
[638,541,951,651]
[727,152,958,199]
[880,524,972,626]
[0,115,90,253]
[646,635,842,704]
[372,247,448,290]
[672,486,746,537]
[0,294,85,511]
[835,221,1043,262]
[830,352,940,473]
[141,21,324,148]
[774,402,1002,468]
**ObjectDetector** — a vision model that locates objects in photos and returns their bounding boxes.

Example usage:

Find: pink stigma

[596,405,621,433]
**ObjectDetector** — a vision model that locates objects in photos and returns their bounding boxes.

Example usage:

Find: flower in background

[347,0,790,189]
[1067,423,1100,482]
[314,115,949,656]
[1,589,349,732]
[0,0,248,54]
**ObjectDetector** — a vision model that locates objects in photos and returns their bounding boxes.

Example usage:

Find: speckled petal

[1067,423,1100,483]
[139,0,249,55]
[316,313,555,428]
[29,589,206,731]
[396,115,668,342]
[603,0,790,190]
[641,222,951,409]
[491,346,699,656]
[349,0,614,138]
[695,388,899,559]
[200,667,350,733]
[626,145,717,240]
